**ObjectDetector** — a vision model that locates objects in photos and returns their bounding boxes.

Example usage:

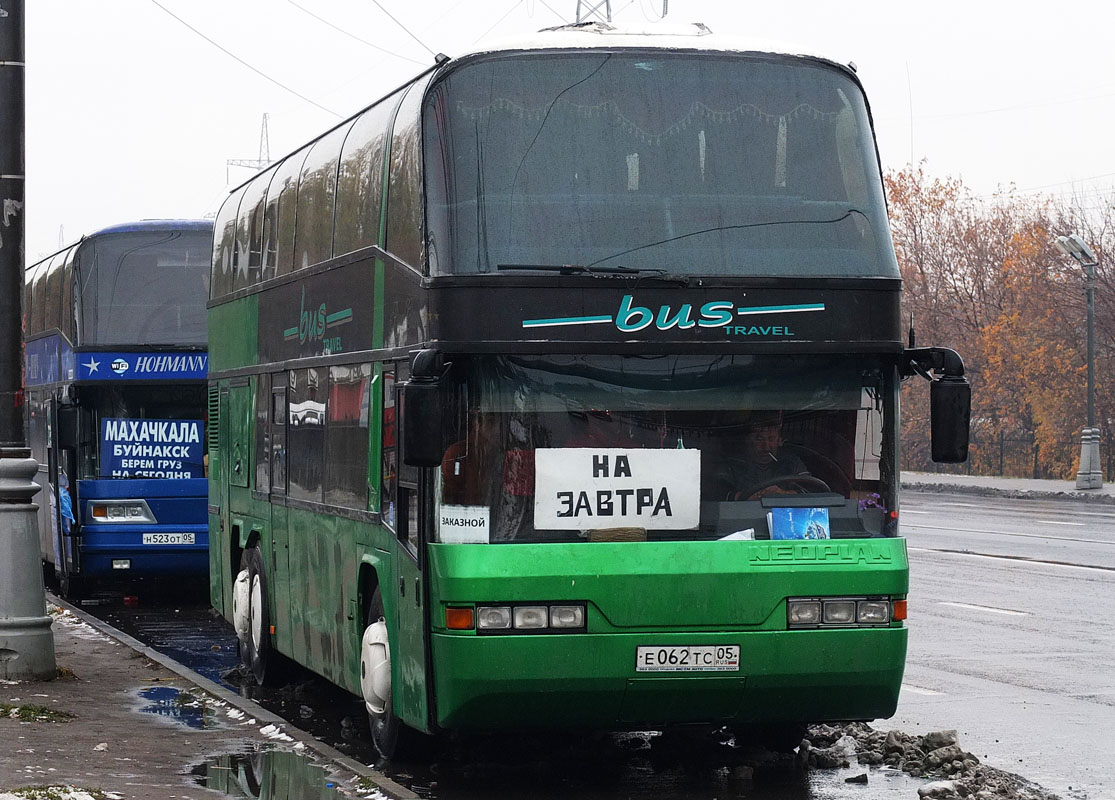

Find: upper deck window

[78,230,211,346]
[425,51,898,278]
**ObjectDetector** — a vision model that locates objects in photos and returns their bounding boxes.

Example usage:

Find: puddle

[192,748,351,799]
[137,685,220,729]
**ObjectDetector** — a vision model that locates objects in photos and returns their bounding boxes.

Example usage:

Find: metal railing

[902,430,1114,481]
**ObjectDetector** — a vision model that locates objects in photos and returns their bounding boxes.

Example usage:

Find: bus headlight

[787,599,822,626]
[476,606,512,630]
[823,600,856,624]
[89,499,156,524]
[856,600,891,624]
[549,605,585,629]
[512,606,549,630]
[468,603,587,633]
[788,596,899,629]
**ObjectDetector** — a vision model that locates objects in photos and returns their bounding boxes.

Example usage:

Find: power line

[148,0,341,118]
[369,0,438,59]
[284,0,427,66]
[471,0,527,46]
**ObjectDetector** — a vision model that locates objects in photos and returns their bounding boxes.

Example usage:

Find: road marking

[908,546,1115,573]
[1042,520,1085,526]
[901,509,931,515]
[901,684,945,696]
[937,601,1028,617]
[904,523,1109,546]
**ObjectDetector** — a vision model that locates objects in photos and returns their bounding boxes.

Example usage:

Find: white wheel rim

[233,568,251,641]
[360,619,391,716]
[250,573,264,652]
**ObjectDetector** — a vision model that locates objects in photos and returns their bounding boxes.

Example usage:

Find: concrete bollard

[0,448,57,680]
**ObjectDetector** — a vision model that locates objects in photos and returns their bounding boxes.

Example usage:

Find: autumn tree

[887,166,1113,478]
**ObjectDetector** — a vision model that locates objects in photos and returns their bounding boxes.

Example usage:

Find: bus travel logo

[521,295,825,337]
[284,287,353,354]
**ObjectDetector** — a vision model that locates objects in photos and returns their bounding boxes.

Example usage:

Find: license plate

[636,645,741,672]
[142,533,195,545]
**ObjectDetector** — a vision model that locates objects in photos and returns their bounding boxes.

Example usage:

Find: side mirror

[400,348,448,468]
[930,376,970,463]
[400,381,445,467]
[57,406,80,450]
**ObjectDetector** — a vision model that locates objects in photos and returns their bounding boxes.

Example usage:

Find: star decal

[83,357,100,374]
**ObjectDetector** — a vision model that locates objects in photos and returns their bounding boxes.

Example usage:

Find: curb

[902,480,1115,505]
[48,592,419,800]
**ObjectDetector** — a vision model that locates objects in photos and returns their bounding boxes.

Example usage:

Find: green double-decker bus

[207,24,969,758]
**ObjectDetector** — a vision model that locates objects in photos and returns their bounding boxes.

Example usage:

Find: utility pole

[226,113,272,183]
[1,0,57,680]
[576,0,612,23]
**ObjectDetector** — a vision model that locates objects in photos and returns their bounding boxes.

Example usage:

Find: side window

[262,152,308,278]
[294,122,353,270]
[212,186,244,298]
[288,367,325,502]
[334,90,404,257]
[254,375,270,494]
[270,375,287,496]
[385,81,428,271]
[325,363,372,508]
[381,367,397,530]
[236,169,274,288]
[60,247,76,342]
[395,361,418,552]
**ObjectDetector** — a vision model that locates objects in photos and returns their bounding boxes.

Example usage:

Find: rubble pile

[803,724,1061,800]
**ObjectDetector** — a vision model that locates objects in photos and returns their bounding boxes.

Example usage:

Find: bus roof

[27,219,213,272]
[459,22,855,75]
[226,22,860,196]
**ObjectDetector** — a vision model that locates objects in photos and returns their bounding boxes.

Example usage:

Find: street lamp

[1054,233,1102,489]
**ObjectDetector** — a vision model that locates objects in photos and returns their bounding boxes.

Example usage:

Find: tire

[58,568,84,604]
[732,722,808,753]
[242,546,274,685]
[361,586,426,760]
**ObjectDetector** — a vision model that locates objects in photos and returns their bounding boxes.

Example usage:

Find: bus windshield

[78,230,211,345]
[434,354,898,543]
[76,385,207,480]
[425,51,897,277]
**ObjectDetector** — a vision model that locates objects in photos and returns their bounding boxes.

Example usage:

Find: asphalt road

[885,491,1115,800]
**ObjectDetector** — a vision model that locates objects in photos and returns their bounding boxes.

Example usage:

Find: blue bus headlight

[89,499,156,524]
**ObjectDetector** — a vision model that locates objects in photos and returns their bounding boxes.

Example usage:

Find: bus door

[212,386,232,613]
[50,397,79,582]
[269,374,292,657]
[392,362,433,732]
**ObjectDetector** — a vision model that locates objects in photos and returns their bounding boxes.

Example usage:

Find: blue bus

[23,219,213,600]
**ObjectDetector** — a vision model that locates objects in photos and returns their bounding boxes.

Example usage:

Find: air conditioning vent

[208,385,221,453]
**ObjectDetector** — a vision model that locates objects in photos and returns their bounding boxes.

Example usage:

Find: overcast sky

[24,0,1115,262]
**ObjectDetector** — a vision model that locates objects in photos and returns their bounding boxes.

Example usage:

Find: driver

[724,411,810,499]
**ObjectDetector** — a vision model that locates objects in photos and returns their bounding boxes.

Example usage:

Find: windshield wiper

[498,263,638,275]
[497,264,690,285]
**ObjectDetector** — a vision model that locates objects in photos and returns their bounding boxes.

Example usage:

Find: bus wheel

[243,546,273,685]
[361,587,424,760]
[59,570,84,604]
[232,564,251,649]
[732,722,808,753]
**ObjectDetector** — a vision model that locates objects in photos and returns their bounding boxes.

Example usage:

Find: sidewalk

[902,470,1115,504]
[0,601,413,800]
